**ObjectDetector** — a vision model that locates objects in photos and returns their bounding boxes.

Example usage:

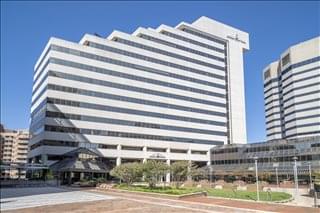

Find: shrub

[142,160,169,188]
[110,162,143,186]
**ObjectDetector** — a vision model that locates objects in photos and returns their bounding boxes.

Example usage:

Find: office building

[210,136,320,179]
[0,126,29,179]
[263,37,320,140]
[29,17,249,178]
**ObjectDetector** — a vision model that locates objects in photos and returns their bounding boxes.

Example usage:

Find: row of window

[180,27,227,46]
[263,56,320,87]
[33,54,226,97]
[160,30,225,53]
[32,67,227,110]
[286,130,320,139]
[282,73,320,91]
[45,110,227,136]
[212,144,297,155]
[282,82,319,98]
[212,147,238,154]
[30,139,208,155]
[46,82,226,117]
[31,100,47,121]
[47,67,226,100]
[53,43,226,81]
[114,37,225,68]
[46,96,227,127]
[283,90,319,104]
[283,97,320,111]
[212,154,317,165]
[89,40,226,72]
[44,125,224,145]
[266,106,319,125]
[34,44,226,95]
[138,34,222,61]
[264,66,319,96]
[30,140,115,150]
[281,66,320,83]
[281,56,320,76]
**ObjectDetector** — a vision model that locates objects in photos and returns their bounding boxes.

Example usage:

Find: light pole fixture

[253,156,259,201]
[275,166,279,187]
[292,156,299,199]
[273,162,279,188]
[308,162,312,189]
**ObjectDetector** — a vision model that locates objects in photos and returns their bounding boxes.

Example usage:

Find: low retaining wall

[178,191,207,199]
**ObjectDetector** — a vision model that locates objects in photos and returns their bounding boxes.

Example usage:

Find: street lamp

[273,163,279,188]
[253,156,260,201]
[308,162,312,189]
[292,156,299,199]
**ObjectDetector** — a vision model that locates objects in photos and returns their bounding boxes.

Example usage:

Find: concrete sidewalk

[268,187,319,207]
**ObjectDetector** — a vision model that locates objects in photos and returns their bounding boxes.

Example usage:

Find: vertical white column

[143,146,147,163]
[116,144,121,166]
[187,149,192,181]
[166,148,170,183]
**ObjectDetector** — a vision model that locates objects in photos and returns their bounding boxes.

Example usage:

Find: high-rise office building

[263,37,320,141]
[0,126,29,178]
[29,17,249,169]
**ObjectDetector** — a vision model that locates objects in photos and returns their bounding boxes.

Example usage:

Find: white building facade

[29,17,249,169]
[263,37,320,140]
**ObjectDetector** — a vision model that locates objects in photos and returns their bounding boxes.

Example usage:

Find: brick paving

[94,188,319,213]
[180,196,318,213]
[2,187,319,213]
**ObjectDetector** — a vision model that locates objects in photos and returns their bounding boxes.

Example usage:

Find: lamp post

[292,156,299,199]
[308,162,312,189]
[275,167,279,187]
[273,163,279,188]
[253,156,260,201]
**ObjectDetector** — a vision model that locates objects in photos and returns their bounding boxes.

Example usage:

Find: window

[170,149,188,154]
[147,147,166,152]
[282,54,290,66]
[264,69,271,80]
[191,150,207,155]
[122,146,143,151]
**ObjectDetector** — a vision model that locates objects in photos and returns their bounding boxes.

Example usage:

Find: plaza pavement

[1,186,319,213]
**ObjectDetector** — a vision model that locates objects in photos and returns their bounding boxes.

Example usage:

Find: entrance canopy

[50,147,109,173]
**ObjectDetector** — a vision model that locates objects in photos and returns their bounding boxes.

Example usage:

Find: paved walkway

[1,187,319,212]
[181,196,318,213]
[94,188,319,213]
[1,187,114,211]
[267,187,318,207]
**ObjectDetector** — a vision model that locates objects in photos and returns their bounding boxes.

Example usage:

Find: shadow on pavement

[0,186,87,199]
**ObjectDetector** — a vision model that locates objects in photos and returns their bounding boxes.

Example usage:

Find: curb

[97,188,181,199]
[178,191,207,199]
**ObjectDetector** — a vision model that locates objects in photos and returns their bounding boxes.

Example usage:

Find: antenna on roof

[94,33,102,37]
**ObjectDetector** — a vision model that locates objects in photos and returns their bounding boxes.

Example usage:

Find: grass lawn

[206,189,291,202]
[115,184,291,201]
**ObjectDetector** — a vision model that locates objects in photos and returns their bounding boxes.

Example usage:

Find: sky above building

[1,1,319,143]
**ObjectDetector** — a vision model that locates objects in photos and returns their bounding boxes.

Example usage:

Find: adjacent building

[210,136,320,179]
[0,125,29,179]
[263,37,320,141]
[29,16,249,176]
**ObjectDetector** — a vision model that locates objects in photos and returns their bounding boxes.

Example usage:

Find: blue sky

[1,1,319,142]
